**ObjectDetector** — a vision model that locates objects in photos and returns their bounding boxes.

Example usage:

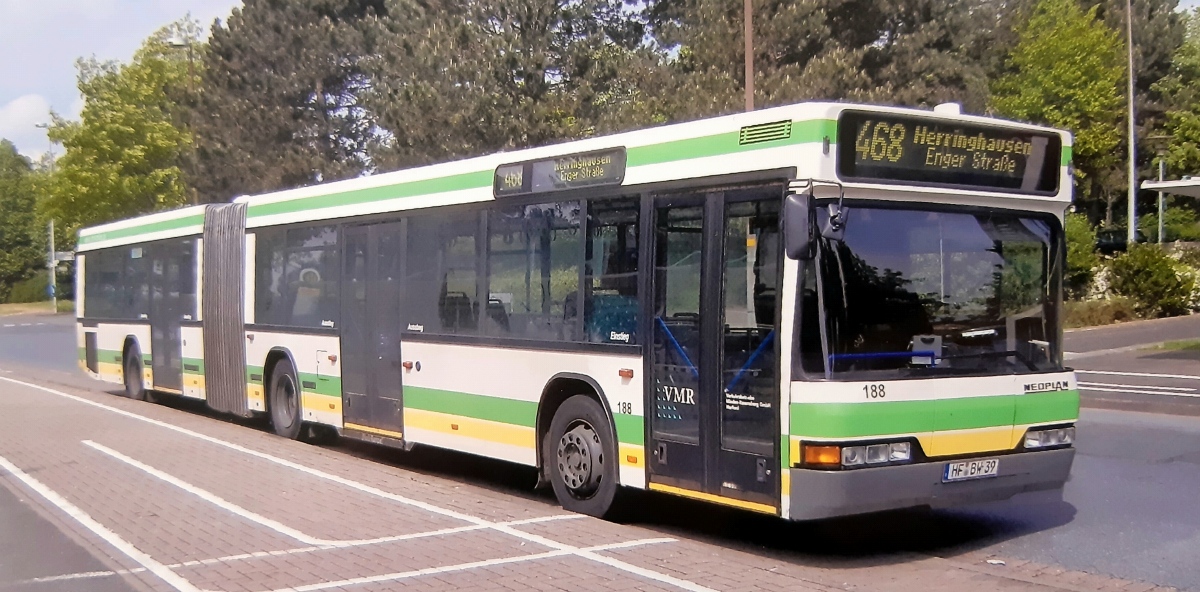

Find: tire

[544,395,621,518]
[123,348,147,401]
[269,358,303,440]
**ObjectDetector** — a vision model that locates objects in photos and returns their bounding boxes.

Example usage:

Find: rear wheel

[269,359,303,440]
[123,348,147,401]
[544,395,620,518]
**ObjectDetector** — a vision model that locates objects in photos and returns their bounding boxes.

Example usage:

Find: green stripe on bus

[298,373,341,397]
[404,386,537,427]
[78,213,205,245]
[613,413,644,446]
[1061,145,1072,166]
[183,357,204,374]
[247,170,494,219]
[625,119,835,168]
[790,390,1079,438]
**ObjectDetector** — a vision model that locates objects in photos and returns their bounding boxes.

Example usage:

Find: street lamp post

[34,122,53,169]
[1125,0,1138,244]
[743,0,754,112]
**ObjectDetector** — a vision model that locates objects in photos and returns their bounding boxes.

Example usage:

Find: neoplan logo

[1023,381,1069,393]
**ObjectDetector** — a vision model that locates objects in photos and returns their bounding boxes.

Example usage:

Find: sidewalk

[1065,314,1200,358]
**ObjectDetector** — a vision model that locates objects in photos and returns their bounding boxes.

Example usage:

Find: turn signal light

[618,368,635,379]
[803,444,841,466]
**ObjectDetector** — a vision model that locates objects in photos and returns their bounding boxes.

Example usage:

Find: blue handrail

[829,351,937,363]
[656,317,699,378]
[725,331,775,392]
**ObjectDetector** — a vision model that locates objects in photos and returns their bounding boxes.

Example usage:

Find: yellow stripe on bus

[919,426,1017,457]
[618,443,644,468]
[301,392,341,415]
[344,422,404,440]
[404,408,535,449]
[648,482,777,515]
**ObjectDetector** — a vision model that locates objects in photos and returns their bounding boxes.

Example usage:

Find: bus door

[340,222,406,437]
[148,239,192,392]
[647,187,782,512]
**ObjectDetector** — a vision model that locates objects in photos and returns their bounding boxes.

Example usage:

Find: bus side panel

[83,322,152,387]
[399,341,646,489]
[244,329,343,427]
[181,325,205,400]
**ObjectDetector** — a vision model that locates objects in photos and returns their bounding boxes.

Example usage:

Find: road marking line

[19,516,588,585]
[268,538,677,592]
[1078,385,1200,398]
[2,324,13,328]
[1076,369,1200,381]
[0,453,201,592]
[0,375,709,592]
[1078,381,1196,392]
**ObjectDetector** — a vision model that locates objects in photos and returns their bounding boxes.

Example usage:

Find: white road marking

[18,515,587,586]
[269,538,677,592]
[2,324,13,328]
[0,453,201,592]
[0,375,709,592]
[1076,369,1200,381]
[1078,386,1200,398]
[1078,381,1196,392]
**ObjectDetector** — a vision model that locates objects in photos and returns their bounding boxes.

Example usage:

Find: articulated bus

[75,102,1078,520]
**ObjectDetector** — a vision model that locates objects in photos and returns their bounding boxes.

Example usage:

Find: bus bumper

[787,447,1075,521]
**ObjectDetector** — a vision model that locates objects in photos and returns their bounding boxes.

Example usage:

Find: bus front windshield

[805,205,1063,379]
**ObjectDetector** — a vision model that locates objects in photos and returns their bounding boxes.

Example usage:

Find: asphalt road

[2,313,1200,590]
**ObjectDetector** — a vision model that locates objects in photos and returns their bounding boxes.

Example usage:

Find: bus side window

[584,198,639,345]
[404,211,481,335]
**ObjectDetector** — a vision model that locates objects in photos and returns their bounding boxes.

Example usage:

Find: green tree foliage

[1137,205,1200,241]
[0,141,44,302]
[363,0,666,171]
[645,0,994,117]
[1109,243,1194,316]
[1158,9,1200,175]
[39,27,193,237]
[192,0,384,201]
[1064,212,1100,298]
[991,0,1125,210]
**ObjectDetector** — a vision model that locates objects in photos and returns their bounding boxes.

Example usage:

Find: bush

[1108,244,1195,317]
[1064,213,1100,298]
[1138,207,1200,243]
[1063,297,1138,328]
[6,274,50,304]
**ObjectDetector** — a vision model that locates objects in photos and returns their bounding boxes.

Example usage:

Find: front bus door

[647,186,782,513]
[340,222,406,438]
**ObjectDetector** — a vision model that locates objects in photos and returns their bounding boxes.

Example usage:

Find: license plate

[943,458,999,482]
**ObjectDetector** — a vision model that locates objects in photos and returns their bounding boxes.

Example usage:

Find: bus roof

[78,102,1072,251]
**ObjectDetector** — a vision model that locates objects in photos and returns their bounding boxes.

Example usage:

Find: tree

[191,0,384,201]
[991,0,1125,215]
[1064,212,1100,298]
[1157,8,1200,175]
[363,0,665,171]
[0,141,43,302]
[40,25,194,236]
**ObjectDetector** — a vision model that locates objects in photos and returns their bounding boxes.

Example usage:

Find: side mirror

[784,192,814,260]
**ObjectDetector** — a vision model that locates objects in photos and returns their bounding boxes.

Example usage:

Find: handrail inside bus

[656,317,699,378]
[724,330,775,393]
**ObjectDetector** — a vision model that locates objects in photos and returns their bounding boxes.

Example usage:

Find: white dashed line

[1,375,709,592]
[1078,381,1195,392]
[1076,369,1200,381]
[0,453,201,592]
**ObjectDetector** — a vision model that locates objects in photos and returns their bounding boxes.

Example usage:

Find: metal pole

[743,0,754,112]
[47,220,56,314]
[1158,156,1165,244]
[1126,0,1138,244]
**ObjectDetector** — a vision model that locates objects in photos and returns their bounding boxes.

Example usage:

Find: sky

[3,0,1200,162]
[0,0,243,160]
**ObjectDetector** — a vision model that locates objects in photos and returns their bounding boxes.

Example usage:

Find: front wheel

[269,359,303,440]
[544,395,620,518]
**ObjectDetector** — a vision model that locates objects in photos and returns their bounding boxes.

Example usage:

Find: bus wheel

[123,348,148,401]
[545,395,619,518]
[269,359,303,440]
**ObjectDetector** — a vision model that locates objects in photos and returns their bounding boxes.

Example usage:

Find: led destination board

[837,111,1062,194]
[494,148,627,197]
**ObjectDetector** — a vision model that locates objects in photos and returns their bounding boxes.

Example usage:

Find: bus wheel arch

[263,348,302,440]
[537,375,622,518]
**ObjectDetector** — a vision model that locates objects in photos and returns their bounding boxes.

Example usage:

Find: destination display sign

[494,148,627,197]
[837,111,1062,194]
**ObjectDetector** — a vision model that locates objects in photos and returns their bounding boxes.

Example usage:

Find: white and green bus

[76,102,1078,520]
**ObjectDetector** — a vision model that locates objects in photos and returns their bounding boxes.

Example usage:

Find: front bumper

[787,447,1075,521]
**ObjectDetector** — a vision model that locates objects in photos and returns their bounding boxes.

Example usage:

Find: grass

[0,300,74,316]
[1144,339,1200,352]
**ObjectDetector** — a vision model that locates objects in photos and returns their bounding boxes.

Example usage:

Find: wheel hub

[556,422,603,497]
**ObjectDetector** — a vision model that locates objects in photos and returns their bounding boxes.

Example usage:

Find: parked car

[1096,228,1147,255]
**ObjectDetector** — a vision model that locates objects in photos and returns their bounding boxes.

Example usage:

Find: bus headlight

[1024,426,1075,449]
[801,441,914,469]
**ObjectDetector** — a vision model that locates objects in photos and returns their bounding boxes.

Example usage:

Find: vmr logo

[659,385,696,405]
[1024,381,1069,393]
